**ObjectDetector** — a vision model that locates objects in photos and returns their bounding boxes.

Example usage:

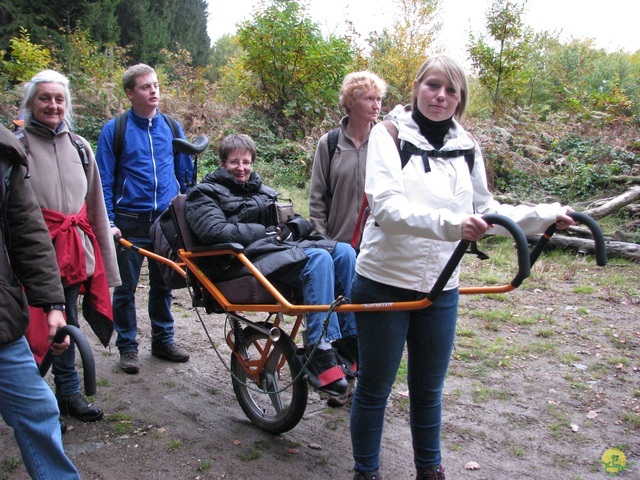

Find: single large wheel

[231,323,308,434]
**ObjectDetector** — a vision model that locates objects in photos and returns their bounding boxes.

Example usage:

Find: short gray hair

[20,69,74,130]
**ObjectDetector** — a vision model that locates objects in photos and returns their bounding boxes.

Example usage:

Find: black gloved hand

[276,223,293,242]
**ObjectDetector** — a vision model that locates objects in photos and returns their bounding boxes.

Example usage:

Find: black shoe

[354,471,382,480]
[416,466,445,480]
[57,393,104,422]
[151,343,190,362]
[333,335,359,379]
[299,346,348,396]
[119,350,140,374]
[59,418,67,435]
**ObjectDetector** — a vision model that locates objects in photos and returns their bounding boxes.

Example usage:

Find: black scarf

[411,107,452,150]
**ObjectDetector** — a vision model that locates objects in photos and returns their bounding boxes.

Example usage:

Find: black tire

[231,323,308,434]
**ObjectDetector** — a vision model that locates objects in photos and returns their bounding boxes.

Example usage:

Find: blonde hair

[412,55,469,118]
[339,71,387,114]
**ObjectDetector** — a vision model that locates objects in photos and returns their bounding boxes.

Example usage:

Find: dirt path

[1,254,639,480]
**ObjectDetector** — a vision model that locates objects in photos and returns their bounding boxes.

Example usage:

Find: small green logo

[601,447,636,476]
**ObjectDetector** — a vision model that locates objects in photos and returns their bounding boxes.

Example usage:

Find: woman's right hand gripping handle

[428,214,531,302]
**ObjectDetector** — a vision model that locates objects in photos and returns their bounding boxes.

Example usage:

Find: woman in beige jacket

[18,69,120,425]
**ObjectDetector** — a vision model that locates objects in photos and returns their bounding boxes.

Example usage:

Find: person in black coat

[186,134,357,397]
[0,123,79,479]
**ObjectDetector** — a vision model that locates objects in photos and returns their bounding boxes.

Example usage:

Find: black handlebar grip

[427,214,531,302]
[39,325,97,396]
[567,212,608,266]
[482,214,531,288]
[172,135,209,156]
[530,212,608,267]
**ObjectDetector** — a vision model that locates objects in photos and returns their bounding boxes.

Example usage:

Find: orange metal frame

[117,238,519,317]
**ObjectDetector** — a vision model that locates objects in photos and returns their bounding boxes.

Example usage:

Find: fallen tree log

[527,234,640,262]
[583,186,640,220]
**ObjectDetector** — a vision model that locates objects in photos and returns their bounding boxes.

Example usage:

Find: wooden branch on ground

[527,234,640,262]
[583,186,640,220]
[606,175,640,185]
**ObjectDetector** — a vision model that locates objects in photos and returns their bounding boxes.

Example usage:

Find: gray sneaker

[119,350,140,374]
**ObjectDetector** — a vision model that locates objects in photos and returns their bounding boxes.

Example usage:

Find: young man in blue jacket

[96,64,193,374]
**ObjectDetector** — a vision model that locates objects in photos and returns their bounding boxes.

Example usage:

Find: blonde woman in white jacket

[349,55,575,480]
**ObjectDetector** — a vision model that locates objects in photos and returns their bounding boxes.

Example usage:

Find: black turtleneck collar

[411,108,453,150]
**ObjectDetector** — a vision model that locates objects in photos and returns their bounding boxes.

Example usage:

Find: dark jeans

[350,274,459,473]
[113,216,174,353]
[52,284,81,396]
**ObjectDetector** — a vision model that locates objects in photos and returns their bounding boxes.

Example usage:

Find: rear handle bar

[39,324,97,396]
[529,212,607,268]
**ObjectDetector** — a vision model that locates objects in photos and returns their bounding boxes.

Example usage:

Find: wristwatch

[44,303,66,313]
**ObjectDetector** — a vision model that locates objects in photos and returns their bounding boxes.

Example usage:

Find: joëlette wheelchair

[117,137,608,435]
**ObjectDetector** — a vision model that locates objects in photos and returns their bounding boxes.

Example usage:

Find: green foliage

[158,48,212,105]
[209,34,241,82]
[367,0,442,107]
[1,28,52,84]
[57,27,127,82]
[468,0,532,116]
[234,0,353,136]
[487,118,637,203]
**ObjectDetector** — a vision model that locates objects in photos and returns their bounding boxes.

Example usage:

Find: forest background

[1,0,639,231]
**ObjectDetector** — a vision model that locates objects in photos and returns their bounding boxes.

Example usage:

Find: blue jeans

[52,284,81,396]
[350,274,459,473]
[279,242,357,345]
[113,218,175,353]
[0,337,80,479]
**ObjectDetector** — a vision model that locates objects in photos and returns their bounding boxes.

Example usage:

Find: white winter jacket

[355,105,561,293]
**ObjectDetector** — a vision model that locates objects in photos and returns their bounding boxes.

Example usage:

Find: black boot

[353,471,381,480]
[57,393,104,422]
[299,346,348,396]
[416,465,445,480]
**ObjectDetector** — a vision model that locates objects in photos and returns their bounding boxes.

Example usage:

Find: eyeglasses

[226,160,253,167]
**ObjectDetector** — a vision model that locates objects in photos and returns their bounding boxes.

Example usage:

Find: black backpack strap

[113,112,127,162]
[69,133,89,173]
[322,127,340,201]
[0,156,13,231]
[400,143,476,173]
[160,112,179,140]
[327,127,340,162]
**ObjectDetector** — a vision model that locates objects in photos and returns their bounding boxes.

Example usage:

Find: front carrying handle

[428,214,531,302]
[529,212,608,267]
